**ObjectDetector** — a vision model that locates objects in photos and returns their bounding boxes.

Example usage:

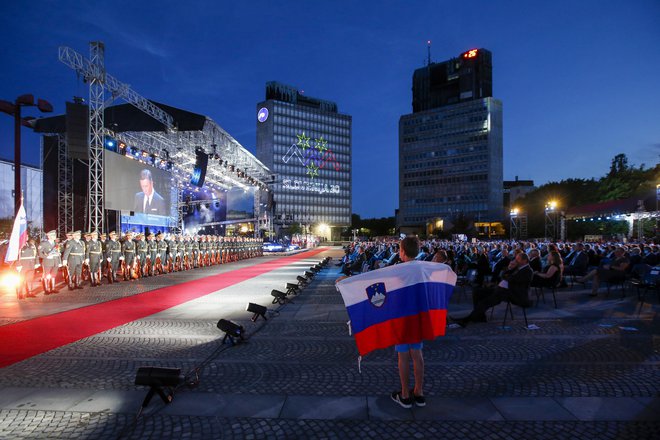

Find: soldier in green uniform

[16,238,39,299]
[38,230,61,294]
[136,233,148,277]
[121,231,136,280]
[62,230,85,290]
[156,232,168,273]
[85,231,103,287]
[191,235,200,268]
[105,231,122,282]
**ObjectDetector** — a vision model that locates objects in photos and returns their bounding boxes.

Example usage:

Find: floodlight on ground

[246,302,268,322]
[310,265,320,273]
[305,270,315,279]
[217,319,244,345]
[271,289,290,305]
[297,275,308,287]
[134,367,184,411]
[286,282,300,296]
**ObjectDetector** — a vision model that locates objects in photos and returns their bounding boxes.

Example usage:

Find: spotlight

[310,265,320,273]
[217,318,244,345]
[305,270,315,279]
[246,302,268,322]
[134,367,184,410]
[271,289,290,305]
[286,282,300,296]
[296,275,308,287]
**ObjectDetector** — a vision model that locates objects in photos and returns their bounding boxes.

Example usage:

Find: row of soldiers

[14,230,263,299]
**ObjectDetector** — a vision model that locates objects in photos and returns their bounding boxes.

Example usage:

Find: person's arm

[535,265,558,279]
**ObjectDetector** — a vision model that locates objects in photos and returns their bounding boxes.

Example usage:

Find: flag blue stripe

[346,281,453,334]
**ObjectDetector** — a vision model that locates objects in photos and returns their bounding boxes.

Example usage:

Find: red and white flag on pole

[5,201,28,263]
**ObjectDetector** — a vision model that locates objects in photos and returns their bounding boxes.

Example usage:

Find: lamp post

[544,200,558,241]
[0,94,53,215]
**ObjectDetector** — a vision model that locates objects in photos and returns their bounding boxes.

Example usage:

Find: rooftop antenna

[427,40,432,66]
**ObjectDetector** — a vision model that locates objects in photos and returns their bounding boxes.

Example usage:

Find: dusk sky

[1,0,658,219]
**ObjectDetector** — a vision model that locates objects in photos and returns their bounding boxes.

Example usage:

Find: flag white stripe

[337,261,456,307]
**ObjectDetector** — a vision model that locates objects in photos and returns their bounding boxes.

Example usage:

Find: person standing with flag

[390,236,426,409]
[4,197,29,266]
[337,236,456,410]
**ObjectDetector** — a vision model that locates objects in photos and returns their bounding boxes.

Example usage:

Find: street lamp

[0,94,53,215]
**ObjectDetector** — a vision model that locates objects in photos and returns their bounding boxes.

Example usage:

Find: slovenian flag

[4,202,28,263]
[337,261,456,356]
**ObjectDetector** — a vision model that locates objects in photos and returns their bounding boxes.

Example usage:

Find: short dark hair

[400,236,419,259]
[517,252,529,263]
[140,169,153,181]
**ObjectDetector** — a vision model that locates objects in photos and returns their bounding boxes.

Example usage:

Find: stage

[0,246,658,439]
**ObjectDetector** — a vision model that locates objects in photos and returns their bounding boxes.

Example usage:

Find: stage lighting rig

[217,319,244,345]
[286,282,300,296]
[246,302,268,322]
[271,289,290,305]
[134,367,184,411]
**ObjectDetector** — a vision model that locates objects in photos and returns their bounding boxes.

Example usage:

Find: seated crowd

[338,237,659,324]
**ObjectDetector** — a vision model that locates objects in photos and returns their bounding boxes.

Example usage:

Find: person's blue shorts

[394,342,423,352]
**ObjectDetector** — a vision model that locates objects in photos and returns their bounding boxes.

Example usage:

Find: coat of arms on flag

[366,282,387,307]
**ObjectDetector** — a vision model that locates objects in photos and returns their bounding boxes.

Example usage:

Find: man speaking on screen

[133,169,166,216]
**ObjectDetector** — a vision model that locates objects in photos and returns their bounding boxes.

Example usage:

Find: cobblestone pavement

[0,247,658,439]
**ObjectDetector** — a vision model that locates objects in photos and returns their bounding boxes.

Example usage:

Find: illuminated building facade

[256,82,352,239]
[399,48,503,234]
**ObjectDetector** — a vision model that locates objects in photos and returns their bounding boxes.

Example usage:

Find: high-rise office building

[398,48,503,235]
[256,82,352,240]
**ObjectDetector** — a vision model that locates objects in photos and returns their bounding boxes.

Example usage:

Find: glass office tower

[256,82,352,240]
[398,49,503,234]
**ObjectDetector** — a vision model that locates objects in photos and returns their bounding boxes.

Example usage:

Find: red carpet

[0,248,327,368]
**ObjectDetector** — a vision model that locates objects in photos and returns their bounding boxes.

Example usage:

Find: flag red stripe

[353,309,447,356]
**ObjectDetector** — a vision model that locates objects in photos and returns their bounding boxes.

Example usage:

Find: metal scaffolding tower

[509,210,527,240]
[57,42,273,234]
[87,42,105,233]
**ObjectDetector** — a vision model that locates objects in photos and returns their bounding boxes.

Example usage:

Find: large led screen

[226,187,255,220]
[105,151,172,219]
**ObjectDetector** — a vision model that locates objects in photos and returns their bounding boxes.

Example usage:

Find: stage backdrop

[105,151,173,226]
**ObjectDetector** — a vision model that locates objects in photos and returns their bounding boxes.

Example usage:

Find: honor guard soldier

[147,232,157,275]
[86,231,103,287]
[208,235,217,265]
[16,238,39,299]
[62,230,85,290]
[122,231,136,280]
[136,233,148,276]
[221,237,228,264]
[176,235,185,270]
[156,232,168,273]
[184,236,192,269]
[191,235,200,268]
[105,231,122,282]
[198,235,207,266]
[38,230,61,294]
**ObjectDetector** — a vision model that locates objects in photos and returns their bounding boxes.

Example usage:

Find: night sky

[1,0,658,219]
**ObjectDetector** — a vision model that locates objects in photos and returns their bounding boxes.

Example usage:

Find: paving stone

[491,397,576,421]
[279,395,367,420]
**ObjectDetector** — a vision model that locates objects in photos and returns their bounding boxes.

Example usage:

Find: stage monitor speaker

[66,102,89,161]
[190,150,208,187]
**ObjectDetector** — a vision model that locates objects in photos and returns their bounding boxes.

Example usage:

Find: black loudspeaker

[66,102,89,160]
[190,149,208,187]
